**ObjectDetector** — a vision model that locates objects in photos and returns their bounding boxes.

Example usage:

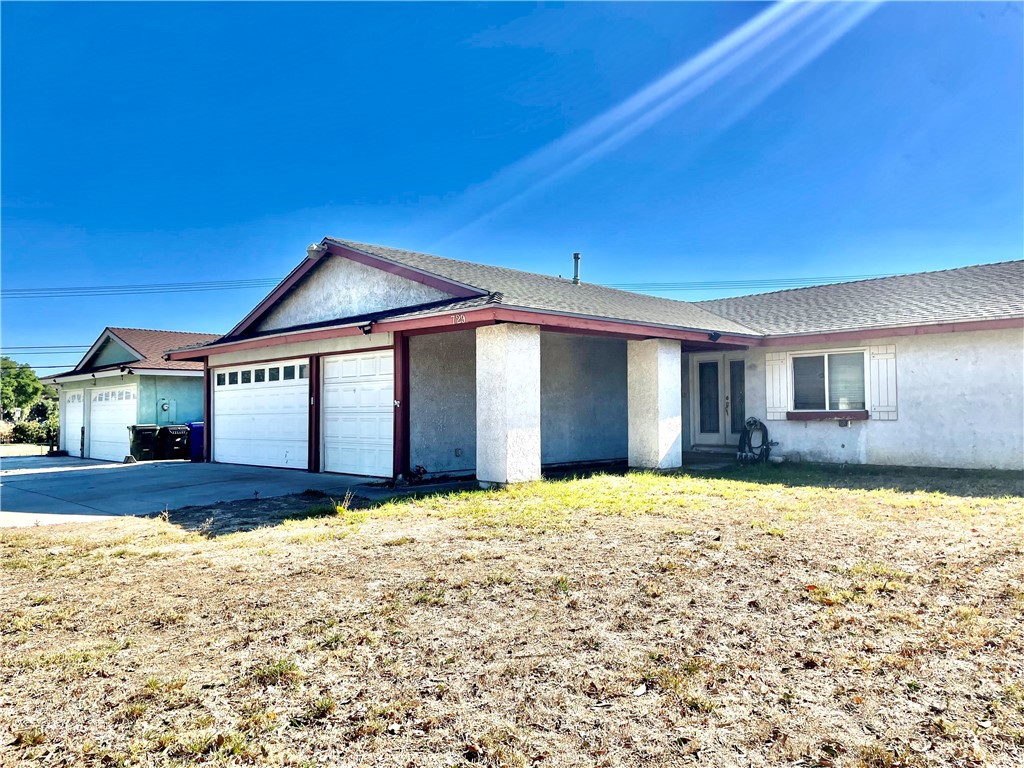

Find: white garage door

[212,359,309,469]
[88,385,137,462]
[63,390,85,458]
[322,350,393,477]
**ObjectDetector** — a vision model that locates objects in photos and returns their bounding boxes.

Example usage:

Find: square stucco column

[476,324,541,486]
[627,338,683,470]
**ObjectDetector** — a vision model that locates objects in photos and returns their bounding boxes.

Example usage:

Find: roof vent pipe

[572,252,581,285]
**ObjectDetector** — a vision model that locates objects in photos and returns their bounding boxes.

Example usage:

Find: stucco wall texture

[409,330,477,475]
[744,327,1024,470]
[257,257,450,332]
[409,331,628,476]
[627,339,683,469]
[137,376,204,426]
[540,333,627,464]
[476,324,542,485]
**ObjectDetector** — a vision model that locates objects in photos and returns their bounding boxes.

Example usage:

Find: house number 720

[450,314,466,324]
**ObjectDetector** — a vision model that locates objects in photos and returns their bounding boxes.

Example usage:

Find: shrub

[12,421,47,445]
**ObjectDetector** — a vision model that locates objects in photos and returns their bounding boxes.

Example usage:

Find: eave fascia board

[47,368,202,385]
[170,304,760,357]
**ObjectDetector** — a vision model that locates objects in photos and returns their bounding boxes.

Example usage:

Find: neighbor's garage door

[63,390,85,457]
[322,350,393,477]
[88,385,137,462]
[212,359,309,469]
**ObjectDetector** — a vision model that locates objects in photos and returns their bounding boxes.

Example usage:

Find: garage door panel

[88,386,136,462]
[212,359,309,469]
[322,350,394,477]
[63,390,85,457]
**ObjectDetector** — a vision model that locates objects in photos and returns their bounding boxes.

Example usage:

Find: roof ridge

[696,259,1024,304]
[329,237,762,332]
[107,326,220,336]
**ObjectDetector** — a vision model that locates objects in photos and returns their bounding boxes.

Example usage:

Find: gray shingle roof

[326,238,760,336]
[696,261,1024,335]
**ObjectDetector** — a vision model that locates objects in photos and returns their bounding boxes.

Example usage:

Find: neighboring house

[166,239,1023,482]
[46,327,219,461]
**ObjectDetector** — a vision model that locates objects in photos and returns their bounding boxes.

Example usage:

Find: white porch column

[627,338,683,470]
[476,324,541,486]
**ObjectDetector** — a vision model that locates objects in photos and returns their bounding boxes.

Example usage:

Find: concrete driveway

[0,457,367,527]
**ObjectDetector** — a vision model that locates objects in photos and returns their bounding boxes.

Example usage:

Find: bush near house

[1,466,1021,767]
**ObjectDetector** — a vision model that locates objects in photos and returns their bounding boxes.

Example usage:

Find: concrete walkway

[0,457,366,528]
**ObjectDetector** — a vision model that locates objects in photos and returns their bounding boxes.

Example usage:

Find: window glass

[793,356,825,410]
[268,367,280,381]
[283,365,296,380]
[828,353,865,410]
[228,371,238,385]
[241,370,251,384]
[254,369,265,383]
[216,373,226,386]
[299,364,309,379]
[698,361,719,433]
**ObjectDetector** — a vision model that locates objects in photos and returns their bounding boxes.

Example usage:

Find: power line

[1,277,280,299]
[0,351,84,356]
[0,345,90,350]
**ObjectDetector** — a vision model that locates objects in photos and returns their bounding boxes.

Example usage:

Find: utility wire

[2,272,896,299]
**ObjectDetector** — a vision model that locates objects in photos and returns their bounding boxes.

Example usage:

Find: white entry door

[88,385,137,461]
[63,390,85,457]
[690,353,746,447]
[212,359,310,469]
[322,350,394,477]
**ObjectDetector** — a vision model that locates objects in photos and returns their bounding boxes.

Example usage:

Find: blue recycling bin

[187,422,205,462]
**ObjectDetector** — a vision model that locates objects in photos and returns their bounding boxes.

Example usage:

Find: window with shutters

[787,348,869,417]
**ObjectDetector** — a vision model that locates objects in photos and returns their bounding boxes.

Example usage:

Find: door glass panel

[698,361,720,433]
[729,360,745,434]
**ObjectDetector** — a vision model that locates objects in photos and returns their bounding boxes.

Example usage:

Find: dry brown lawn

[1,466,1022,768]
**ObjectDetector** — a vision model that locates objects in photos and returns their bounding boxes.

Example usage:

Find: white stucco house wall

[166,238,1023,482]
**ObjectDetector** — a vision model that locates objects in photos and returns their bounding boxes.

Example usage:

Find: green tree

[0,357,44,420]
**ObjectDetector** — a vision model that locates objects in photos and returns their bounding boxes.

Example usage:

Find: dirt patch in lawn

[1,466,1022,767]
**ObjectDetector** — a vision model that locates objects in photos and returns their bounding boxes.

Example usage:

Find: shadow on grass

[151,461,1023,537]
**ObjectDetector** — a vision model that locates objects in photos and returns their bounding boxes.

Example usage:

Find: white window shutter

[869,345,898,420]
[765,352,789,420]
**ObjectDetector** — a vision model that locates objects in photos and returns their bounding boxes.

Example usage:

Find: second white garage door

[322,350,394,477]
[88,385,137,462]
[212,360,309,469]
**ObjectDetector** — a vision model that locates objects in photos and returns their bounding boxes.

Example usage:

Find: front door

[690,354,746,447]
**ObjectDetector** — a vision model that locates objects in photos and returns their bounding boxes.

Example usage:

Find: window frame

[786,347,870,414]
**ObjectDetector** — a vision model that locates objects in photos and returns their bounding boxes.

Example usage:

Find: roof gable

[55,328,221,379]
[255,254,457,334]
[77,329,143,371]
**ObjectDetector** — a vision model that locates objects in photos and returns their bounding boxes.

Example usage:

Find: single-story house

[167,238,1024,482]
[46,327,219,461]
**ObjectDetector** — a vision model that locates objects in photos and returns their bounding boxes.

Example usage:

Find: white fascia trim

[49,368,202,385]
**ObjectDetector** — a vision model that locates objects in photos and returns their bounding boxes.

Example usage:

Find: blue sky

[2,2,1021,373]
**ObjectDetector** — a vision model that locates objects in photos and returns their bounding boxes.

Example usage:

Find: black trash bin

[128,424,160,462]
[157,425,190,460]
